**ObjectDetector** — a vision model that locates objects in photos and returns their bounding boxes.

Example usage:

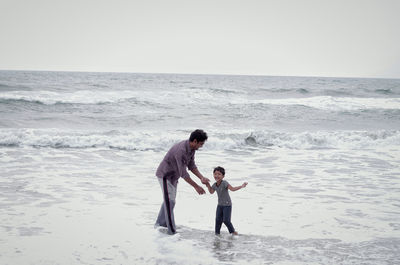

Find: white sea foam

[1,145,399,264]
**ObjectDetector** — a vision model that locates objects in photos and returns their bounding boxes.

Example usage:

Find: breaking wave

[0,129,399,150]
[242,96,400,111]
[1,90,400,111]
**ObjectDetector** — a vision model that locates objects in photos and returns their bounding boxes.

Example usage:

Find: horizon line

[0,68,399,81]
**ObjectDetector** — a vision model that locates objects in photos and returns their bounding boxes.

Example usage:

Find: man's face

[193,140,205,150]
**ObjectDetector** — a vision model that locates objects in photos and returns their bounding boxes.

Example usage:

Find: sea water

[0,70,399,264]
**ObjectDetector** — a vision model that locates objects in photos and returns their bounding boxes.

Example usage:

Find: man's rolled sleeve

[188,156,197,172]
[175,153,190,179]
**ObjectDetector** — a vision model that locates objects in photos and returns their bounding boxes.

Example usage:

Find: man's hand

[195,185,206,195]
[184,176,206,195]
[200,177,210,184]
[191,168,210,185]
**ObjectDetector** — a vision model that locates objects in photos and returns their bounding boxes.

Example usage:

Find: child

[205,166,248,235]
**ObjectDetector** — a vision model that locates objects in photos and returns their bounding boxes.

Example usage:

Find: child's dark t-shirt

[212,180,232,206]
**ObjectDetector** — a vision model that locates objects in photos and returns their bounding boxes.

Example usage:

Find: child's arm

[228,182,248,192]
[205,182,215,194]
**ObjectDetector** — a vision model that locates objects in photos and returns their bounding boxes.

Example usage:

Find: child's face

[213,170,224,182]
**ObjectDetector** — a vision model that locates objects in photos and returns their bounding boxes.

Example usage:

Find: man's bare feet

[232,231,238,235]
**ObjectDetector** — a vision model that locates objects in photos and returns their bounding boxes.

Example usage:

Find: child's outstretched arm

[205,182,215,194]
[228,182,248,191]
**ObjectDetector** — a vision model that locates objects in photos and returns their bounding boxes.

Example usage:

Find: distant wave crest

[0,90,140,105]
[235,96,400,111]
[1,90,400,111]
[0,129,399,150]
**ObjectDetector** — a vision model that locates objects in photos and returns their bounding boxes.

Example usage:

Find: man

[155,129,210,234]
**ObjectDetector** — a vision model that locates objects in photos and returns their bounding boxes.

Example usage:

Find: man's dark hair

[189,129,208,142]
[213,166,225,176]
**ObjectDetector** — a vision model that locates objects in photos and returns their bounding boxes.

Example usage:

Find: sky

[0,0,399,78]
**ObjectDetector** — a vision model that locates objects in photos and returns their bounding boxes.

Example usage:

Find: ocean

[0,70,399,264]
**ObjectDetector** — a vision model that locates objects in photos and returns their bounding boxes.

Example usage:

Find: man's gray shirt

[156,140,197,186]
[212,180,232,206]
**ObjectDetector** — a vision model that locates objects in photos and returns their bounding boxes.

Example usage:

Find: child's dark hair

[189,129,208,142]
[213,166,225,176]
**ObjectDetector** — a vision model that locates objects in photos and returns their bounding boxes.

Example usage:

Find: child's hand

[242,182,248,188]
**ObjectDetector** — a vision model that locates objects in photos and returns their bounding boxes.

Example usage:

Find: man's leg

[155,203,167,227]
[156,177,177,234]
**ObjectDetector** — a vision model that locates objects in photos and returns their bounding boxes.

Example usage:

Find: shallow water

[1,145,399,264]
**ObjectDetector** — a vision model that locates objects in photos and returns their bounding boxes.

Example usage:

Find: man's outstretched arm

[190,167,210,184]
[183,176,206,195]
